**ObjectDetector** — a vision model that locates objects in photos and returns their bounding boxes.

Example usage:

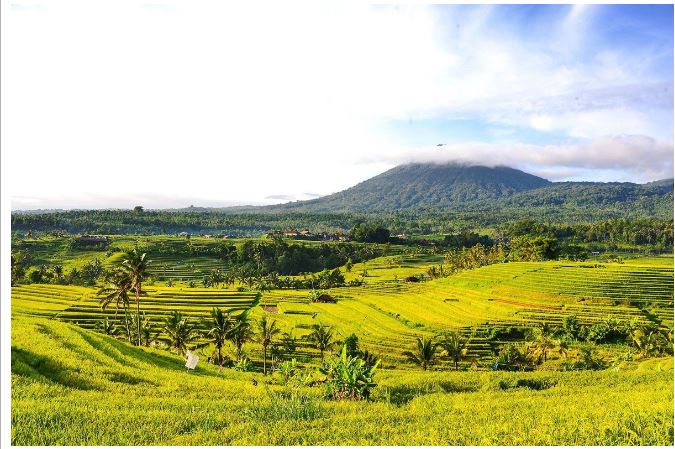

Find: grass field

[10,240,674,445]
[11,315,673,445]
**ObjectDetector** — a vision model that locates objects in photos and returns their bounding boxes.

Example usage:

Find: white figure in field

[185,350,199,370]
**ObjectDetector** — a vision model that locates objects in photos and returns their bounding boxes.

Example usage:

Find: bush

[561,347,608,371]
[498,377,557,391]
[234,357,252,372]
[492,344,535,371]
[320,345,380,400]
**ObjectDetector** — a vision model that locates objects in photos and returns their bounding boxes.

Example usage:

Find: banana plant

[320,345,380,400]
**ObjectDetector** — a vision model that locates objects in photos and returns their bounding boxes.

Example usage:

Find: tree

[256,315,281,375]
[631,326,669,357]
[437,331,469,370]
[345,258,353,272]
[349,223,390,243]
[53,265,64,283]
[133,205,144,213]
[163,311,199,355]
[403,337,437,370]
[139,315,159,347]
[343,333,360,359]
[508,236,560,261]
[97,270,133,342]
[121,248,152,346]
[561,346,608,371]
[529,333,558,363]
[493,343,534,371]
[309,324,334,361]
[205,307,235,367]
[230,312,254,361]
[11,251,27,286]
[562,315,581,340]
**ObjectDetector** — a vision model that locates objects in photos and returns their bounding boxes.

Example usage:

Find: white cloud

[1,2,672,209]
[361,135,674,183]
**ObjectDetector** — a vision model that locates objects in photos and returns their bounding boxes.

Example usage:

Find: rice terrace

[9,221,675,445]
[4,2,675,447]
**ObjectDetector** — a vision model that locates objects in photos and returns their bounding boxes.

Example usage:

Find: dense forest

[11,208,675,238]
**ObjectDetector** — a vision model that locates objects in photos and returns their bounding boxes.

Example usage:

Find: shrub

[320,345,380,400]
[492,343,535,371]
[343,333,360,359]
[234,357,252,372]
[277,359,299,383]
[561,347,608,371]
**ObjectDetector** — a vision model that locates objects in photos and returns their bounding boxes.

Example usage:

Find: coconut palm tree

[97,270,133,341]
[530,333,559,363]
[437,331,469,370]
[53,265,63,283]
[309,324,334,362]
[121,248,152,346]
[403,337,437,370]
[139,313,159,347]
[163,311,199,355]
[230,312,254,361]
[256,315,281,375]
[205,307,235,367]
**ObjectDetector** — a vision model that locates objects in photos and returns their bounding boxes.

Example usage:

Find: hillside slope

[262,163,673,217]
[271,163,551,212]
[11,315,674,445]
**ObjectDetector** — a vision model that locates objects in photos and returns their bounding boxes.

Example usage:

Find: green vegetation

[11,316,672,445]
[9,223,674,445]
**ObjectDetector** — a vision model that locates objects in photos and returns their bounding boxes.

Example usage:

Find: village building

[74,235,109,244]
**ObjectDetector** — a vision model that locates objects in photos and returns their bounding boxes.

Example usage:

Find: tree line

[402,318,673,373]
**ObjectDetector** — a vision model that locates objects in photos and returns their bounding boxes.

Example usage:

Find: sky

[2,2,673,210]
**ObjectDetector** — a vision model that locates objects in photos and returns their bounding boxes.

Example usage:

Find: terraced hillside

[11,315,674,445]
[12,284,259,330]
[12,255,673,368]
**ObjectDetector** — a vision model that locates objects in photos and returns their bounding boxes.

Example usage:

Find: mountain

[261,162,673,219]
[269,163,552,212]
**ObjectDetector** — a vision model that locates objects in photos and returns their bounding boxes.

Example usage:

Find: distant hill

[261,162,671,217]
[11,163,673,232]
[268,163,552,212]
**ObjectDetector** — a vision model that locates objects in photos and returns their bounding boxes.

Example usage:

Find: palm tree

[121,248,152,346]
[256,315,281,375]
[438,331,468,370]
[205,307,235,367]
[403,337,437,370]
[139,313,158,347]
[97,270,133,341]
[309,324,334,361]
[53,265,63,283]
[530,330,562,363]
[230,312,253,361]
[556,339,570,359]
[163,311,199,355]
[227,293,261,361]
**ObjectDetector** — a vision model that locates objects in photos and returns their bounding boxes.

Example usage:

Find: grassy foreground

[11,315,673,446]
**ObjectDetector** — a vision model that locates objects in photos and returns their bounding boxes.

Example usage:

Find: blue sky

[382,4,673,146]
[3,2,674,209]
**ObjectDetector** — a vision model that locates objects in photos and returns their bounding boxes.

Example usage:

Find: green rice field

[10,237,674,445]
